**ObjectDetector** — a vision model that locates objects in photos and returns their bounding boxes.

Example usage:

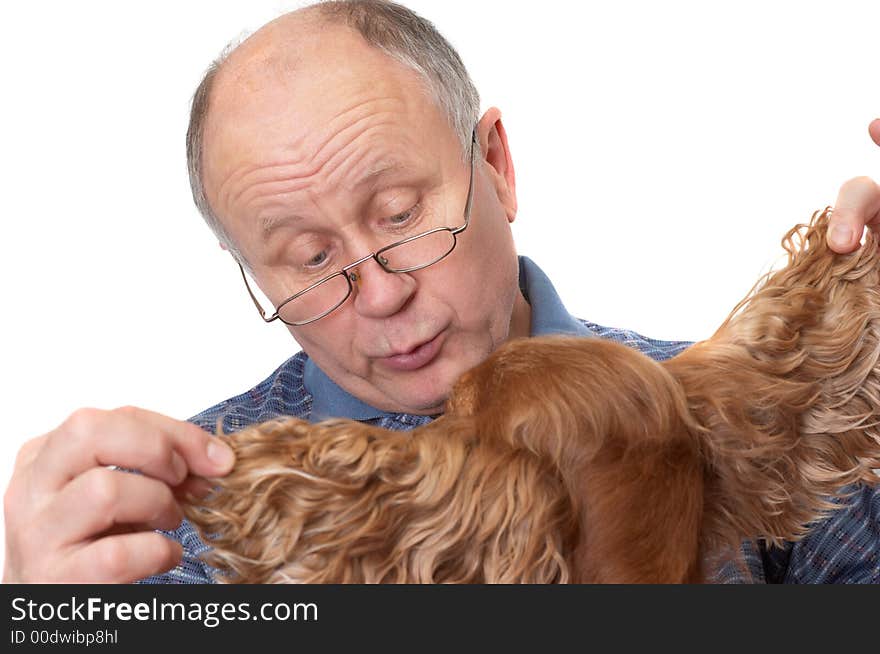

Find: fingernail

[171,452,187,482]
[206,440,235,469]
[189,478,217,499]
[830,224,852,248]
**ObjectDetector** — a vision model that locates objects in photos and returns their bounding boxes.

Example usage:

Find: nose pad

[347,260,415,319]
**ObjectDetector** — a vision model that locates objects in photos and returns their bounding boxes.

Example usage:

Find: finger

[48,468,183,545]
[827,176,880,253]
[12,433,49,472]
[33,406,235,493]
[5,435,50,507]
[61,532,184,583]
[172,476,218,503]
[870,118,880,147]
[131,408,236,477]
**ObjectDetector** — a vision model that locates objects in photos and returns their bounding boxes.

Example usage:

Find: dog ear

[572,430,705,583]
[445,370,479,416]
[182,418,320,582]
[455,335,706,582]
[665,209,880,567]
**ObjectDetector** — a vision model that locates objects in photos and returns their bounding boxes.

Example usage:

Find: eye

[284,234,335,278]
[386,204,420,228]
[304,250,328,268]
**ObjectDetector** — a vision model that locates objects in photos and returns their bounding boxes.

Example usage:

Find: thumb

[870,119,880,148]
[828,176,880,253]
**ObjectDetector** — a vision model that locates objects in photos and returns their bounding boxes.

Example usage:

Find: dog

[183,207,880,583]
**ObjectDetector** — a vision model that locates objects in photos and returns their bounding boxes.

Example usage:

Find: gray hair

[186,0,481,265]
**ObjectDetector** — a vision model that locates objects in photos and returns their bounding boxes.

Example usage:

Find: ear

[476,107,517,223]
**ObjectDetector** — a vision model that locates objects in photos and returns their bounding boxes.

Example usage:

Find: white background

[1,0,877,574]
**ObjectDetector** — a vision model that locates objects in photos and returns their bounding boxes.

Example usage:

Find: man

[4,0,880,584]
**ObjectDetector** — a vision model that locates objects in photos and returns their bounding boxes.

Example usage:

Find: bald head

[209,8,324,106]
[205,15,427,159]
[186,0,480,260]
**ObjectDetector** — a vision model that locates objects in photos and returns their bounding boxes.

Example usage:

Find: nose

[349,259,417,319]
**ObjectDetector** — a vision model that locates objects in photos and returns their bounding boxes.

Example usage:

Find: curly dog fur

[184,208,880,583]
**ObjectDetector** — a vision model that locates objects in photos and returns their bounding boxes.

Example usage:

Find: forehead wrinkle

[300,102,410,182]
[212,84,432,248]
[217,95,410,212]
[263,162,416,236]
[227,160,315,215]
[305,93,408,154]
[226,132,404,224]
[255,157,415,244]
[313,117,422,199]
[218,140,406,234]
[213,159,304,229]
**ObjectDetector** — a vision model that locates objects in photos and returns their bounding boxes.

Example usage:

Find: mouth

[378,331,447,373]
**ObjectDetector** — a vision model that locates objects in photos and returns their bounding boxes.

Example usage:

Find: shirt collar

[304,255,591,421]
[517,255,593,337]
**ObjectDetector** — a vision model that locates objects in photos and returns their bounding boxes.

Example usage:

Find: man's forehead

[213,15,400,106]
[212,16,325,103]
[207,21,435,141]
[256,159,407,239]
[200,11,462,228]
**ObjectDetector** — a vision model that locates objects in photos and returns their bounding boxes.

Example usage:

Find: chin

[384,373,454,415]
[386,348,486,415]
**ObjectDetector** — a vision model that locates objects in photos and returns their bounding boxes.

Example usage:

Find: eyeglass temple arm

[239,263,278,322]
[453,131,478,236]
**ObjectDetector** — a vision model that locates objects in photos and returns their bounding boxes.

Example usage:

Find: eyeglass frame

[238,129,478,326]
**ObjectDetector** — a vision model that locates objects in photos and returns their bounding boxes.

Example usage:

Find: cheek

[288,312,360,365]
[441,217,519,329]
[419,262,516,353]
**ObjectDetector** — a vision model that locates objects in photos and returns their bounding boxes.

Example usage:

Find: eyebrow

[356,160,409,190]
[260,214,301,242]
[258,162,413,242]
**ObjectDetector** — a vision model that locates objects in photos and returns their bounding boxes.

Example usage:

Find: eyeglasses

[239,131,478,326]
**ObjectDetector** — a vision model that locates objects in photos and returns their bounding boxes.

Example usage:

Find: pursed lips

[372,329,448,372]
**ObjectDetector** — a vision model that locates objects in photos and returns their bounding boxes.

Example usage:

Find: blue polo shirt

[140,257,880,584]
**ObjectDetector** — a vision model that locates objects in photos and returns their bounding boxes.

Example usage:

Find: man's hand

[827,119,880,253]
[3,407,235,583]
